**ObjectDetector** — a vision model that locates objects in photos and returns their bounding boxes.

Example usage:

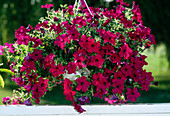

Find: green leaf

[0,68,14,76]
[0,74,4,88]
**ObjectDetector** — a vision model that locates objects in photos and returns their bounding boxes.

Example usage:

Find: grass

[0,44,170,105]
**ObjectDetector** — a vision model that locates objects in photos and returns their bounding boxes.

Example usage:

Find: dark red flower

[114,70,126,82]
[86,39,101,54]
[32,77,49,104]
[35,21,48,30]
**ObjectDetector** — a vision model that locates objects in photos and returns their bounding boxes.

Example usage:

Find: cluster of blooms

[0,0,156,113]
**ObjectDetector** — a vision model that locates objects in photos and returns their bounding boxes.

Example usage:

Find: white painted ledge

[0,103,170,116]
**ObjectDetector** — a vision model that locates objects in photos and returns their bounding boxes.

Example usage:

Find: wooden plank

[0,103,170,116]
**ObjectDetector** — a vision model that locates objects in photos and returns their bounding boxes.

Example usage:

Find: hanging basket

[1,0,156,113]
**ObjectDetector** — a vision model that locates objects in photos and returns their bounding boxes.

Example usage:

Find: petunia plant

[0,0,157,113]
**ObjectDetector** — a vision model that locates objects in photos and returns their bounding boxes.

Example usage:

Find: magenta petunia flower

[63,78,76,101]
[126,87,140,102]
[112,79,124,94]
[25,72,37,83]
[68,5,74,15]
[15,26,32,45]
[2,97,11,105]
[72,16,87,28]
[50,23,63,34]
[76,76,91,92]
[67,27,80,41]
[30,49,43,61]
[20,60,36,74]
[103,31,117,45]
[119,43,133,59]
[89,54,105,68]
[0,45,4,55]
[4,43,14,53]
[49,63,65,77]
[86,39,101,54]
[41,4,54,9]
[65,62,77,74]
[43,53,56,69]
[54,34,70,50]
[73,101,86,113]
[32,77,49,104]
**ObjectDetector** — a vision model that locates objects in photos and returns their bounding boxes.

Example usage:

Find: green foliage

[0,63,14,88]
[0,74,4,88]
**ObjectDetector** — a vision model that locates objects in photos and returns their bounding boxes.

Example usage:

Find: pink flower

[105,95,118,104]
[43,53,55,69]
[25,72,37,83]
[86,39,101,54]
[4,43,14,53]
[2,97,11,105]
[0,45,4,55]
[35,21,48,30]
[103,31,117,45]
[41,4,54,9]
[68,5,74,15]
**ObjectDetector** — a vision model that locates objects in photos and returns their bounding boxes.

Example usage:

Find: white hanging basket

[0,103,170,116]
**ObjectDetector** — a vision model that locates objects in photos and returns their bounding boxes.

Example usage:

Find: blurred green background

[0,0,170,105]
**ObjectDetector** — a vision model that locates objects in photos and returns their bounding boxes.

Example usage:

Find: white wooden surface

[0,103,170,116]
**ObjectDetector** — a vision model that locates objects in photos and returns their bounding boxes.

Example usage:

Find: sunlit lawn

[0,44,170,105]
